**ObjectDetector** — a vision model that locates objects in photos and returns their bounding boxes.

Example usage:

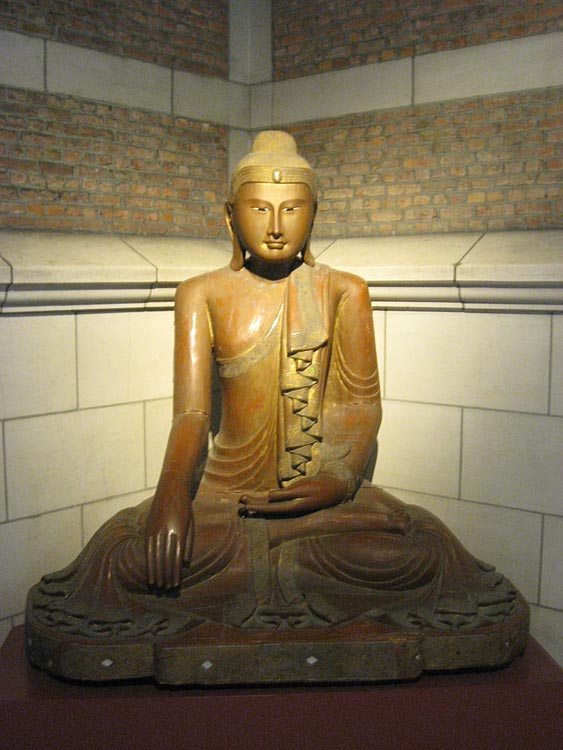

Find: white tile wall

[82,489,151,545]
[0,507,82,619]
[373,311,386,396]
[374,400,462,497]
[461,409,563,515]
[551,316,563,417]
[530,605,563,668]
[145,398,173,487]
[540,515,563,610]
[385,312,551,413]
[76,311,174,408]
[388,489,542,602]
[446,501,542,604]
[0,315,77,419]
[0,427,5,524]
[5,403,145,519]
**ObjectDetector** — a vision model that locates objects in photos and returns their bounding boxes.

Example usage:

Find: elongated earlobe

[230,236,245,271]
[225,201,245,271]
[302,238,315,266]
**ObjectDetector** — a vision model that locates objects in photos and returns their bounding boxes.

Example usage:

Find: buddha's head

[226,131,317,272]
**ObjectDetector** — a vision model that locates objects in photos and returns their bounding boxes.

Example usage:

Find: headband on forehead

[229,131,316,200]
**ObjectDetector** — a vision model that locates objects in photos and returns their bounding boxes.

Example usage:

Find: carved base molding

[26,594,529,685]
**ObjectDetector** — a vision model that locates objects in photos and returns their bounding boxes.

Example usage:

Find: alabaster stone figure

[26,132,528,684]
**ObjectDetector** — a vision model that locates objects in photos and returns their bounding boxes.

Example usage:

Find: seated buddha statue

[26,132,527,682]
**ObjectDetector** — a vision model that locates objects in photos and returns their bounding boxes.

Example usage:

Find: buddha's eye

[252,206,270,213]
[283,206,298,213]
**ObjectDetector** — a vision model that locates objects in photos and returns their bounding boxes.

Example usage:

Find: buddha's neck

[244,256,302,281]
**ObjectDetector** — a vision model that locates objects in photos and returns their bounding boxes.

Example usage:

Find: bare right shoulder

[175,265,234,308]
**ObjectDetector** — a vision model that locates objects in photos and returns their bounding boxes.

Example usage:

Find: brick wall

[289,87,563,237]
[0,0,228,78]
[273,0,563,80]
[0,87,227,236]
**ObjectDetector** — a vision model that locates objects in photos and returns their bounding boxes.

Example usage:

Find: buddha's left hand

[239,474,348,516]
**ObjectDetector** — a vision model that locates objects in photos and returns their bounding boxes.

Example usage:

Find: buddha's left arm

[320,275,382,490]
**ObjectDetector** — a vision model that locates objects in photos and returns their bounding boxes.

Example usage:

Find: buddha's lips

[266,241,286,250]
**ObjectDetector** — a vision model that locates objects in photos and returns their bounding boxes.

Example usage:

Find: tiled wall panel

[530,604,563,666]
[373,310,386,395]
[77,311,174,408]
[540,515,563,609]
[5,403,145,519]
[373,400,462,497]
[0,428,5,523]
[0,315,77,419]
[461,409,563,515]
[144,398,173,487]
[385,311,551,413]
[551,316,563,416]
[0,507,82,619]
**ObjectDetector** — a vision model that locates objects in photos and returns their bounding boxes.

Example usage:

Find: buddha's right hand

[145,480,194,592]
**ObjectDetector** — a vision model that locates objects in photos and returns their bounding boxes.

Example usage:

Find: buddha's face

[228,182,315,268]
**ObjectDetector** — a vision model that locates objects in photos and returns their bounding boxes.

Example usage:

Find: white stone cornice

[1,229,561,314]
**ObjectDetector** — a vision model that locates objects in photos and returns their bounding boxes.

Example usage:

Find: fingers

[146,531,184,591]
[240,495,317,516]
[267,487,306,503]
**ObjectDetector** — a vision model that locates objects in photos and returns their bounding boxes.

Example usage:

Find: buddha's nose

[268,209,282,238]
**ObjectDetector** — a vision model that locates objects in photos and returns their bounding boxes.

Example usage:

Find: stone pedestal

[26,594,529,684]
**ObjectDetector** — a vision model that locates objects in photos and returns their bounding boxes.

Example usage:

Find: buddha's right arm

[145,277,213,589]
[155,276,213,495]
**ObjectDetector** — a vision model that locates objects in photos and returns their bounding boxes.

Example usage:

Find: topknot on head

[252,130,298,155]
[229,130,316,200]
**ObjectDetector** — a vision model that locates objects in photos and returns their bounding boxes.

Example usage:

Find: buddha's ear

[224,201,234,234]
[302,200,317,267]
[225,201,245,271]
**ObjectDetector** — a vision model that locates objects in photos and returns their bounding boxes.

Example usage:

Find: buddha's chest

[209,282,286,361]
